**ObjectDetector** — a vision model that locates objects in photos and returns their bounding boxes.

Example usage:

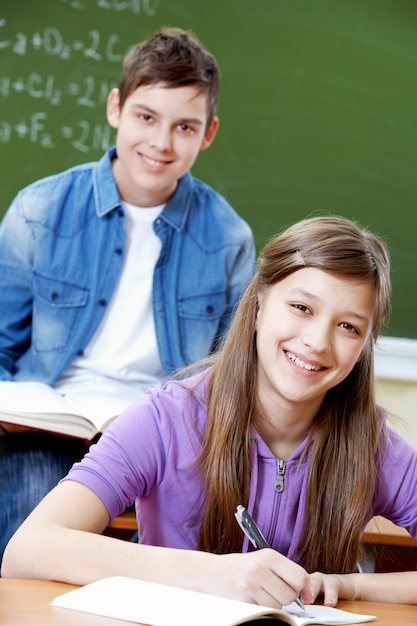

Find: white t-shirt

[54,202,164,415]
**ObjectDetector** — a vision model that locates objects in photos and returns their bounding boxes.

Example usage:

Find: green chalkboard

[1,0,417,337]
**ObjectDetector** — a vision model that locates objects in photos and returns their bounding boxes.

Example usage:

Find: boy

[0,27,255,558]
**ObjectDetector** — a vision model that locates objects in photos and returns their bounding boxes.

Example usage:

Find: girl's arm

[1,480,312,609]
[310,570,417,606]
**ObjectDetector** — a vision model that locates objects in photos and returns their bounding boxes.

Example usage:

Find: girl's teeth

[286,351,322,371]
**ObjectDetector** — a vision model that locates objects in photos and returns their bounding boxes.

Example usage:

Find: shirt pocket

[32,273,89,352]
[177,291,226,363]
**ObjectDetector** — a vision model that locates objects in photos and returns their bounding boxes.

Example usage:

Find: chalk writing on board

[95,0,160,15]
[60,0,160,15]
[0,72,113,107]
[0,23,129,62]
[0,112,114,153]
[0,0,162,155]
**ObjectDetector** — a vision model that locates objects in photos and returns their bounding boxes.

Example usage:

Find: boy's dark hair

[118,27,220,127]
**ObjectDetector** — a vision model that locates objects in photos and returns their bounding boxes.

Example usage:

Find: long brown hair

[197,216,391,573]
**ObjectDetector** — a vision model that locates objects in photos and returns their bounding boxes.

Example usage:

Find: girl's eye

[139,113,153,122]
[340,322,359,335]
[292,303,311,314]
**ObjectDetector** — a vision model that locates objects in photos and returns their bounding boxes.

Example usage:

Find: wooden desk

[108,510,137,531]
[361,517,417,573]
[107,512,417,574]
[362,517,417,548]
[0,578,135,625]
[107,513,417,571]
[1,578,417,625]
[109,513,417,547]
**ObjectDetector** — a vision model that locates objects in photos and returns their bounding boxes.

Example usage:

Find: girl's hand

[309,572,357,607]
[210,549,314,609]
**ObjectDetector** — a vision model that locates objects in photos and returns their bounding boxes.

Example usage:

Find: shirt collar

[93,146,193,231]
[159,172,193,233]
[93,147,123,217]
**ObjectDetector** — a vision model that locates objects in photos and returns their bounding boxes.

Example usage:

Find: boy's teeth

[286,351,322,371]
[143,155,164,166]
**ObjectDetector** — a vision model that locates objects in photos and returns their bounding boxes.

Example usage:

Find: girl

[3,216,417,607]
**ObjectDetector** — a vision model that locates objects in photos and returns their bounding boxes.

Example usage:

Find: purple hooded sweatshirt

[65,369,417,562]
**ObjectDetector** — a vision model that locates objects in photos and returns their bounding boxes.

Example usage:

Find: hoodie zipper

[274,458,286,493]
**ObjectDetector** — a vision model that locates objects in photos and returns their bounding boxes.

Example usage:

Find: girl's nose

[302,323,331,354]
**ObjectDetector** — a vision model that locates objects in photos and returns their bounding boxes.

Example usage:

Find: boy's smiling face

[107,82,219,207]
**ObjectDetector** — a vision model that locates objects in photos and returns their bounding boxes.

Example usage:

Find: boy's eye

[139,113,153,122]
[177,123,194,133]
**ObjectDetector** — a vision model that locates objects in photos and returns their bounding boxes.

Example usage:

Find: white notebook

[51,576,376,626]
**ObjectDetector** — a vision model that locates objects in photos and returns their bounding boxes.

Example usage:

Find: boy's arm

[0,197,34,380]
[215,232,256,347]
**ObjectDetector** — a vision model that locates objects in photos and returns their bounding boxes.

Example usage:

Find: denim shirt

[0,147,255,383]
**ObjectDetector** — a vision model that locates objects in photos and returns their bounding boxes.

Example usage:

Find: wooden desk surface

[1,578,417,625]
[0,579,136,626]
[110,512,417,548]
[362,516,417,547]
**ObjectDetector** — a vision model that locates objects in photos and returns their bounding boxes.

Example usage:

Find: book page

[52,577,292,625]
[283,602,376,625]
[59,386,127,426]
[0,381,118,438]
[0,381,88,416]
[51,576,376,626]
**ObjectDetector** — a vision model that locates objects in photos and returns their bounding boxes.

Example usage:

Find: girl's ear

[255,293,263,331]
[106,88,121,129]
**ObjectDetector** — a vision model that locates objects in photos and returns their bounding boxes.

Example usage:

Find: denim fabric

[0,431,88,564]
[0,147,255,561]
[0,146,255,382]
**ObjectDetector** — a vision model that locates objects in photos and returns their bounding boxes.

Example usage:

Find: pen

[235,505,305,612]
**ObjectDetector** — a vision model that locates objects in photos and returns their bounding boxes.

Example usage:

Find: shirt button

[115,248,122,255]
[76,349,84,356]
[51,291,59,301]
[99,299,107,307]
[206,305,214,314]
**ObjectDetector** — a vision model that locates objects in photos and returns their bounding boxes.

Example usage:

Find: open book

[51,576,376,626]
[0,381,120,440]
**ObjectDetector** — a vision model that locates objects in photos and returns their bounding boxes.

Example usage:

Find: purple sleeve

[372,424,417,537]
[62,375,207,524]
[62,388,172,521]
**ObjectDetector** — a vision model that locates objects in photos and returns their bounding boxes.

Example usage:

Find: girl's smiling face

[255,267,374,422]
